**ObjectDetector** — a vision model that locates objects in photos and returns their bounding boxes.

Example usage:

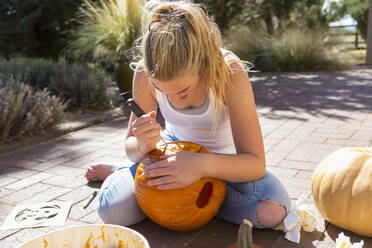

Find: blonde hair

[132,1,248,128]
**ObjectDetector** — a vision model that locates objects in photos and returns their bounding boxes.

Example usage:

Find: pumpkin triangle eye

[196,182,213,208]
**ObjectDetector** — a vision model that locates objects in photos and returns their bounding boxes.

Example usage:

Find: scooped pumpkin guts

[311,147,372,237]
[134,141,226,231]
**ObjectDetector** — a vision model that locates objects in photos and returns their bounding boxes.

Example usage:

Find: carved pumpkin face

[312,147,372,237]
[134,141,226,232]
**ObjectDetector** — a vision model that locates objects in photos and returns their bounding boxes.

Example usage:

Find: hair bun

[151,3,188,23]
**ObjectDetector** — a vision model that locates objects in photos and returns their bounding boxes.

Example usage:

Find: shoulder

[132,62,156,101]
[220,48,252,94]
[221,48,240,63]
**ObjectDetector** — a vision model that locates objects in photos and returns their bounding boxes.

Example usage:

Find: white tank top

[155,88,236,154]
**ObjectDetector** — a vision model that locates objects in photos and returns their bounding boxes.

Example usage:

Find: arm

[203,65,266,182]
[125,67,160,162]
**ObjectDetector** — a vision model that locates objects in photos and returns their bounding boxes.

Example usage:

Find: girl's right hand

[131,111,162,154]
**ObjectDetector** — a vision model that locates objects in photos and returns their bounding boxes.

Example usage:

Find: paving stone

[291,125,316,136]
[57,185,97,205]
[351,130,372,141]
[60,152,105,168]
[0,176,19,187]
[0,228,19,242]
[279,121,303,131]
[26,149,72,163]
[68,194,99,221]
[270,140,300,153]
[0,166,38,179]
[15,144,62,161]
[4,172,54,191]
[317,222,372,248]
[130,217,212,248]
[0,202,15,223]
[96,148,127,157]
[81,210,101,224]
[274,230,326,248]
[265,151,288,167]
[311,128,355,139]
[325,138,370,146]
[1,183,50,205]
[0,158,41,169]
[1,226,56,248]
[42,174,87,188]
[287,187,312,200]
[286,143,339,163]
[44,165,86,177]
[266,129,293,140]
[279,160,317,172]
[0,187,13,198]
[295,170,315,180]
[80,155,132,169]
[284,135,327,143]
[267,166,299,178]
[263,139,280,153]
[187,219,238,248]
[20,185,72,204]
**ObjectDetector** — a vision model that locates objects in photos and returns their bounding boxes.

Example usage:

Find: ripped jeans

[98,132,291,228]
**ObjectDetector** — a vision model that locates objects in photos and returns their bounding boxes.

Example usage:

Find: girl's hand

[142,151,207,190]
[131,111,162,154]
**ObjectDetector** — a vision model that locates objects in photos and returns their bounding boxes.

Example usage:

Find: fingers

[147,175,181,189]
[147,174,185,190]
[132,119,161,137]
[144,164,173,178]
[157,182,184,190]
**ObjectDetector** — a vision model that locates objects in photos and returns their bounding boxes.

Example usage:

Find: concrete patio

[1,66,372,247]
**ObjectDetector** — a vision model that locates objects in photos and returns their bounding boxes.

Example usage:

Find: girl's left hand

[142,151,206,190]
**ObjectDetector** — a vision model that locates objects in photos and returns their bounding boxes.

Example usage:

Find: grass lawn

[344,49,367,65]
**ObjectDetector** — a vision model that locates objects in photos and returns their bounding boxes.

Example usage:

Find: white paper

[283,195,319,243]
[1,201,72,230]
[284,211,302,243]
[336,232,364,248]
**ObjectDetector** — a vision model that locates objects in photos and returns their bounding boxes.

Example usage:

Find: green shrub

[66,0,144,94]
[49,60,111,110]
[67,0,143,64]
[225,26,349,72]
[0,80,67,141]
[0,57,55,89]
[0,57,111,110]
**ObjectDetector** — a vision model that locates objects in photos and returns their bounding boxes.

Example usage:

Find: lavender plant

[0,80,67,141]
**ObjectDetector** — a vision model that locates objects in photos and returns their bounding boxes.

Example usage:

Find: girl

[85,1,291,229]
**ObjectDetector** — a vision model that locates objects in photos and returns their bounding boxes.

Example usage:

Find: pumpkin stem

[237,219,254,248]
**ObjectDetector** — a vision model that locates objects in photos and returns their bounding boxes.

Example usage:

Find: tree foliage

[194,0,336,35]
[0,0,85,58]
[330,0,369,40]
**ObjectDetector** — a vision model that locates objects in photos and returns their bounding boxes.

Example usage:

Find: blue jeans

[98,132,291,228]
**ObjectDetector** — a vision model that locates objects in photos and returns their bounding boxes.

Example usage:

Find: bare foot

[85,164,116,182]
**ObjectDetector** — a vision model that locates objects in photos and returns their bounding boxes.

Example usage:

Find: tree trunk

[366,0,372,65]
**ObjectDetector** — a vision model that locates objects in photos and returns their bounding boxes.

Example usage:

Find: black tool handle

[126,98,146,117]
[83,191,97,209]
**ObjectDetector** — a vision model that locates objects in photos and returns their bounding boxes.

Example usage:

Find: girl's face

[150,72,202,102]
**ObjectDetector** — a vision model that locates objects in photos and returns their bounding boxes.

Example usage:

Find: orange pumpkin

[134,141,226,232]
[312,147,372,237]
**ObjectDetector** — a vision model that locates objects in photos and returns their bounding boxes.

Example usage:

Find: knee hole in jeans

[256,199,286,228]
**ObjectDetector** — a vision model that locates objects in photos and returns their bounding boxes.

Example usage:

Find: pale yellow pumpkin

[311,147,372,237]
